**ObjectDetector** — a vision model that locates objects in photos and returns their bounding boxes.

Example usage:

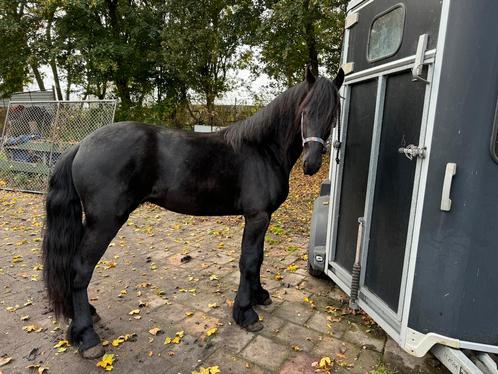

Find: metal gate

[0,100,116,193]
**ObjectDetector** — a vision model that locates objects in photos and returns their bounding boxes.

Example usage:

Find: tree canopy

[0,0,346,126]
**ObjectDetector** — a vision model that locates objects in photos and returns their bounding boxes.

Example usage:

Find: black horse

[42,67,344,358]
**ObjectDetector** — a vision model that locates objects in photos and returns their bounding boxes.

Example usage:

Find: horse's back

[71,121,244,217]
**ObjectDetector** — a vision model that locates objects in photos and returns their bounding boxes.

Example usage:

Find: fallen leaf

[128,309,140,315]
[185,311,194,317]
[287,264,298,272]
[208,303,219,309]
[319,356,332,369]
[192,366,220,374]
[291,344,302,351]
[0,357,12,367]
[206,327,218,337]
[23,325,43,333]
[149,327,162,336]
[164,331,184,345]
[274,272,283,281]
[209,274,218,281]
[96,353,114,371]
[26,364,48,373]
[111,337,125,347]
[53,340,69,349]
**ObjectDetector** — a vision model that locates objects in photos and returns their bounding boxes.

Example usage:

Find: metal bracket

[412,34,430,83]
[398,144,427,160]
[432,345,498,374]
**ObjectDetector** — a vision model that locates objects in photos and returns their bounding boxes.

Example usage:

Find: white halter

[300,111,326,149]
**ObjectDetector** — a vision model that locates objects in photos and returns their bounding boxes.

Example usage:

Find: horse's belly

[149,187,241,216]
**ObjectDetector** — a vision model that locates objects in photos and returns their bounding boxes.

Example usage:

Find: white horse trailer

[308,0,498,373]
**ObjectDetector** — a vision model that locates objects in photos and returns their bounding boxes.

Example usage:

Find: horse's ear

[333,68,345,89]
[305,64,316,85]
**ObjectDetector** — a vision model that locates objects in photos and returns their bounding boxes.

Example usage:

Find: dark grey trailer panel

[408,0,498,345]
[322,0,498,361]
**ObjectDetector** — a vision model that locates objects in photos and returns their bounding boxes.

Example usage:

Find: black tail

[42,145,83,320]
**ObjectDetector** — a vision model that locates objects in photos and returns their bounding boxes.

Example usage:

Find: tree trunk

[50,59,63,101]
[206,92,216,127]
[45,11,63,100]
[30,63,46,91]
[303,0,319,76]
[65,69,71,100]
[116,79,132,108]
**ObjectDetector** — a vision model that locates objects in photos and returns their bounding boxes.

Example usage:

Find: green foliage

[162,0,262,123]
[257,0,347,86]
[0,0,32,96]
[0,0,346,125]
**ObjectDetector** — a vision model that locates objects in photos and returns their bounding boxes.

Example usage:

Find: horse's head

[300,66,344,175]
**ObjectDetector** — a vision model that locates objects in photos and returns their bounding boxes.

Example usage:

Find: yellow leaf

[274,272,283,281]
[291,344,302,351]
[23,325,43,333]
[164,331,184,345]
[209,274,218,281]
[96,353,114,371]
[112,337,125,347]
[185,311,194,317]
[319,356,332,368]
[208,303,218,309]
[206,327,218,337]
[128,309,140,315]
[192,366,221,374]
[287,264,298,272]
[53,340,69,349]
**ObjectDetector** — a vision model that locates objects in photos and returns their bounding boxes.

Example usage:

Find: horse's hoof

[261,296,272,306]
[80,344,105,359]
[245,321,264,332]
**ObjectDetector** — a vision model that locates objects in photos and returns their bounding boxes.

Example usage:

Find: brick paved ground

[0,176,449,373]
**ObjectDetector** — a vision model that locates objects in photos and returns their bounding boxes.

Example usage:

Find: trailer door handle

[412,34,430,84]
[441,163,457,212]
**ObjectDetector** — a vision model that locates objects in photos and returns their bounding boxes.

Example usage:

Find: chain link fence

[0,100,116,193]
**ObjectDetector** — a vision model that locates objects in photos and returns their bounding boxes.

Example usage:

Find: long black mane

[223,77,340,150]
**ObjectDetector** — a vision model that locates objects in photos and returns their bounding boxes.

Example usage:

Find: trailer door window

[491,100,498,164]
[367,4,405,62]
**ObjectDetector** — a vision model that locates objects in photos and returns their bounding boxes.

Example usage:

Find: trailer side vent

[491,99,498,164]
[367,4,406,62]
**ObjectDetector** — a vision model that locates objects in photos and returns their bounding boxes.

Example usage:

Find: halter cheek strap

[301,112,327,149]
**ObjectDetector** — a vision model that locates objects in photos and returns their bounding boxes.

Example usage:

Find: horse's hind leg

[69,217,124,358]
[233,212,270,331]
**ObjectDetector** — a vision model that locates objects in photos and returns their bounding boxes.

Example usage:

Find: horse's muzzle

[303,158,322,175]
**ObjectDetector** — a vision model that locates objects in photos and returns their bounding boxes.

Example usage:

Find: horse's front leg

[233,212,270,332]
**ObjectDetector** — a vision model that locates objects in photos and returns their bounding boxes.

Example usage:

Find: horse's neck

[270,112,303,176]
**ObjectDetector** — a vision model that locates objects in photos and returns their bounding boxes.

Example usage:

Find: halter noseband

[301,112,327,152]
